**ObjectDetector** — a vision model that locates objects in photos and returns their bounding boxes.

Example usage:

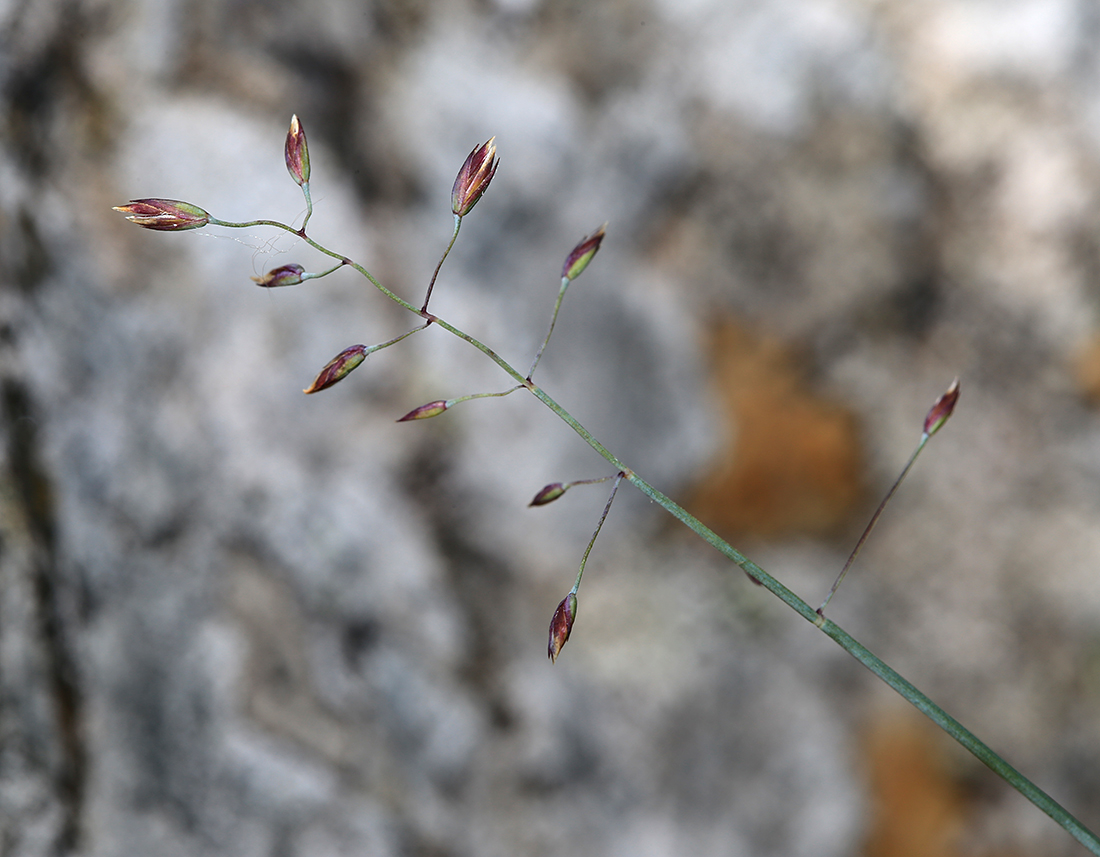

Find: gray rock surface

[2,1,1100,855]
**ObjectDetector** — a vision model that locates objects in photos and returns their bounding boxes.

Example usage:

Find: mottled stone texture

[3,1,1100,855]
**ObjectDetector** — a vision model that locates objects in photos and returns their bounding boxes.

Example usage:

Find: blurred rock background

[3,0,1100,855]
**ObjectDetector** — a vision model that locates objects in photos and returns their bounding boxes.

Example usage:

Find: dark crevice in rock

[399,440,517,734]
[3,379,86,856]
[2,1,106,178]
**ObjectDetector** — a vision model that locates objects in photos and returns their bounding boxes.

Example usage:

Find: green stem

[621,466,1098,853]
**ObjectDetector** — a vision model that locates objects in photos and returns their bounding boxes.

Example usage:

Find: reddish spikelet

[547,592,577,663]
[561,224,607,281]
[251,264,305,288]
[303,345,368,394]
[923,378,960,437]
[451,138,499,216]
[529,483,567,507]
[396,400,450,422]
[284,114,311,187]
[112,199,210,231]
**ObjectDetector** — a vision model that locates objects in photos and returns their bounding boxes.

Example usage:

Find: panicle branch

[547,471,625,663]
[816,378,960,618]
[421,138,498,313]
[528,224,606,379]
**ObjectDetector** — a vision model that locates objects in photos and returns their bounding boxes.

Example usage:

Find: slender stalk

[528,277,570,378]
[818,433,929,616]
[448,385,524,407]
[302,261,347,281]
[571,472,625,595]
[301,183,314,232]
[565,476,616,489]
[372,323,430,352]
[421,214,462,313]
